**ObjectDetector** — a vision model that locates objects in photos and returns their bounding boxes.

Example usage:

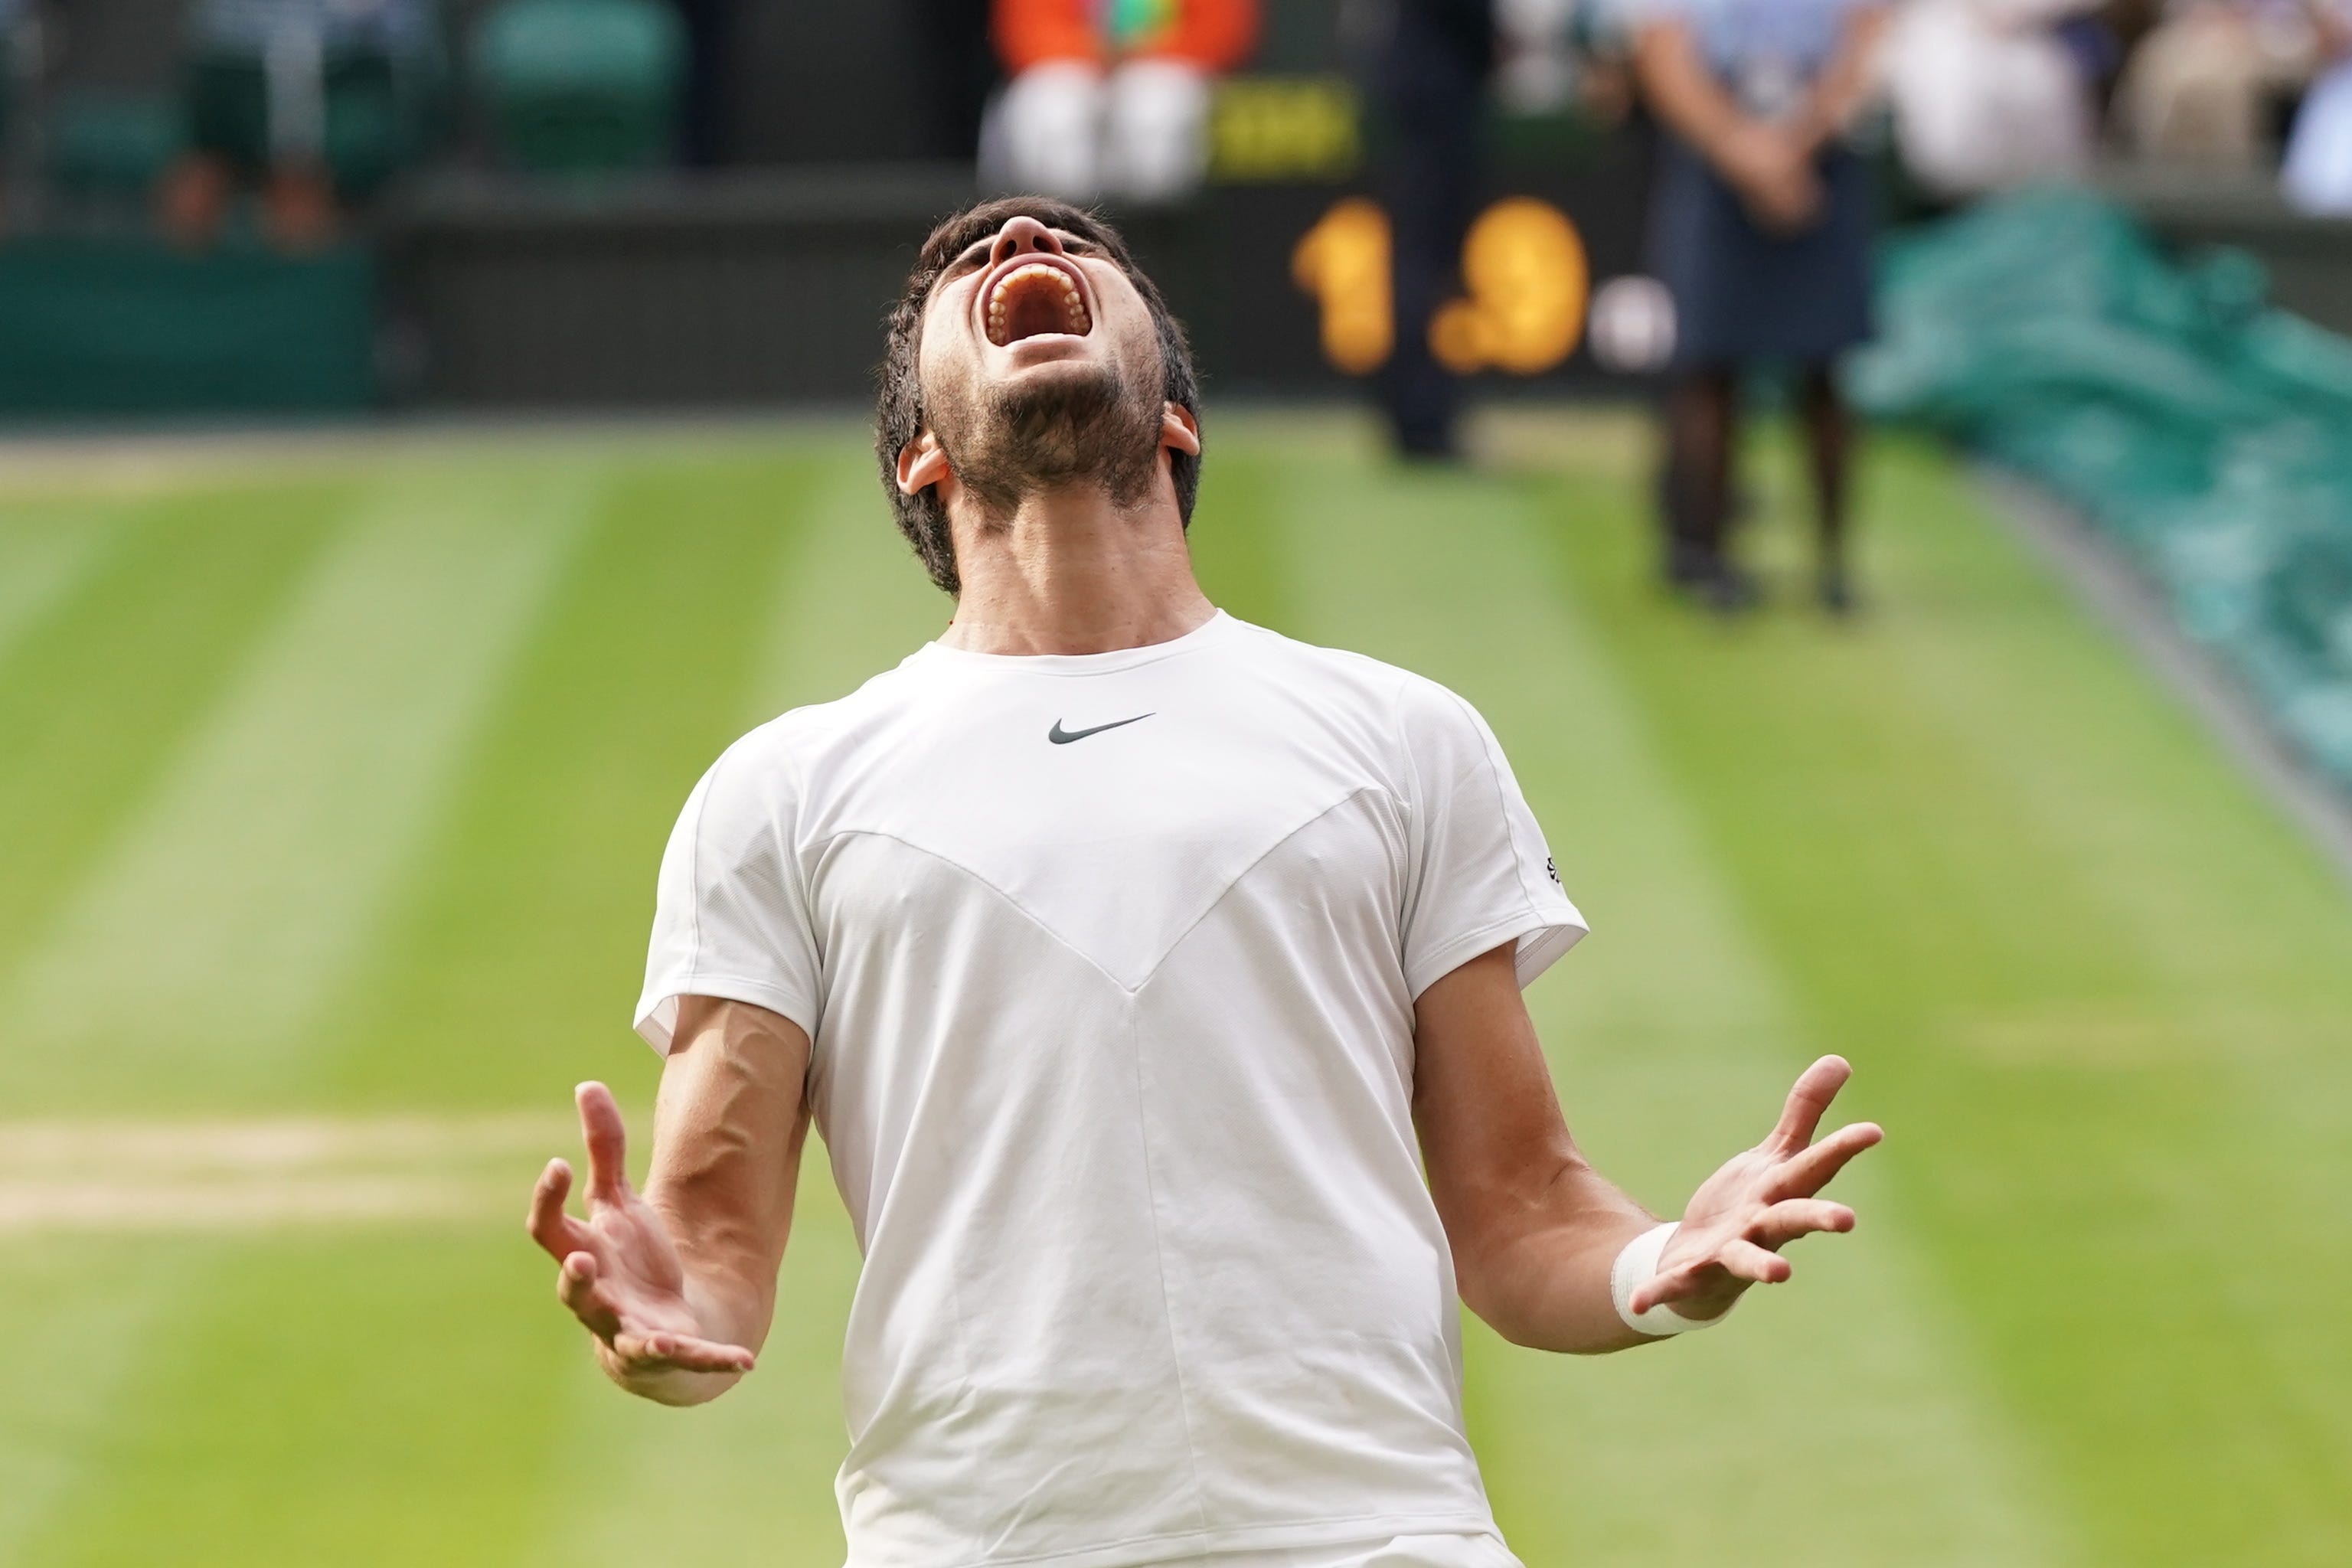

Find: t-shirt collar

[910,609,1236,676]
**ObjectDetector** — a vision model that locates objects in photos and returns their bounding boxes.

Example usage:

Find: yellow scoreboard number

[1291,196,1590,377]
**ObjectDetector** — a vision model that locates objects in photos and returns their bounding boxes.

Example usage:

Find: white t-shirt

[636,612,1586,1568]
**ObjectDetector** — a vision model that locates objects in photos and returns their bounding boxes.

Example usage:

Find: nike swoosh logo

[1048,714,1154,745]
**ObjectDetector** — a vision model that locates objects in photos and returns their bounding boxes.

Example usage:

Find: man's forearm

[1455,1158,1667,1354]
[593,998,810,1405]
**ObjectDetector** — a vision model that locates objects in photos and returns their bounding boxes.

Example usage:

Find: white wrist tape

[1610,1222,1728,1337]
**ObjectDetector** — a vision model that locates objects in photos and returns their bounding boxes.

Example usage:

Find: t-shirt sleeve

[1396,677,1589,998]
[633,737,822,1055]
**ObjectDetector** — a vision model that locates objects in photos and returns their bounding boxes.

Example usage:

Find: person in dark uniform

[1632,0,1886,613]
[1369,0,1494,460]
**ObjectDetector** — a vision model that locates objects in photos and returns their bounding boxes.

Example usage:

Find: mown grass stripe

[1560,434,2352,1563]
[318,445,844,1112]
[1,461,600,1114]
[520,449,935,1568]
[0,1242,207,1568]
[1241,419,2073,1566]
[5,419,2345,1566]
[0,482,347,976]
[0,459,595,1564]
[739,456,947,726]
[0,511,126,674]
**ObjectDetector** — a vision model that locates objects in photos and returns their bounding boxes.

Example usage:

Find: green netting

[1852,187,2352,792]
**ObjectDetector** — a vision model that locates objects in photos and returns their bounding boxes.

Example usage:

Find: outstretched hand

[1632,1056,1883,1320]
[527,1082,757,1381]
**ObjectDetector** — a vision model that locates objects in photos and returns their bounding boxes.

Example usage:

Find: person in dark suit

[1368,0,1494,460]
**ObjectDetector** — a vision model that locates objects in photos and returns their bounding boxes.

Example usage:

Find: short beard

[932,356,1164,524]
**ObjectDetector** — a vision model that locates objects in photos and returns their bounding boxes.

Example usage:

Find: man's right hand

[528,1081,758,1396]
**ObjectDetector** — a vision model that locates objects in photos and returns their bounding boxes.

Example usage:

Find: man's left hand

[1630,1055,1883,1321]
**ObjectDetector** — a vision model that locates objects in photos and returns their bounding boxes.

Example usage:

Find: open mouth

[985,263,1093,347]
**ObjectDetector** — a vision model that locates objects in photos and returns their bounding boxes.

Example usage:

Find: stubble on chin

[932,354,1164,524]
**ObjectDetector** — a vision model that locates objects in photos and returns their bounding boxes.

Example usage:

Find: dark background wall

[45,0,1351,164]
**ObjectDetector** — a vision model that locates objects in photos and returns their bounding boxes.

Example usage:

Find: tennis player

[528,198,1883,1568]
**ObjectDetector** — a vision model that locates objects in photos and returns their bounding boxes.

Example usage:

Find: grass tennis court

[1,411,2347,1566]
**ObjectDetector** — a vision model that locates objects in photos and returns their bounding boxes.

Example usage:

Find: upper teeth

[987,263,1089,343]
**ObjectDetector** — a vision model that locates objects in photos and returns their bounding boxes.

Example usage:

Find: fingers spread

[1718,1238,1792,1285]
[576,1081,631,1207]
[557,1251,622,1340]
[526,1159,592,1262]
[1767,1120,1883,1200]
[612,1331,757,1376]
[1765,1054,1852,1152]
[1749,1198,1855,1250]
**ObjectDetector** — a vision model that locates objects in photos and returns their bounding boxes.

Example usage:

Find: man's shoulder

[1223,615,1400,689]
[1223,617,1472,727]
[706,653,937,793]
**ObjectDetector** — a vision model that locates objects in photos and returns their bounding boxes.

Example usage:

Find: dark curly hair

[874,197,1202,596]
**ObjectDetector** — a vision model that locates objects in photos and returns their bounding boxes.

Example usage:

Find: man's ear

[897,431,952,495]
[1161,403,1201,458]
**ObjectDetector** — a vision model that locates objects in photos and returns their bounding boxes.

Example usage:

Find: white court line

[0,1112,569,1233]
[0,1177,507,1234]
[0,1111,570,1172]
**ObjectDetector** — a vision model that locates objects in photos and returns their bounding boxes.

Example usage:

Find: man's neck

[939,483,1215,657]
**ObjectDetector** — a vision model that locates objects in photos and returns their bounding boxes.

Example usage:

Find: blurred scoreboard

[1137,76,1664,397]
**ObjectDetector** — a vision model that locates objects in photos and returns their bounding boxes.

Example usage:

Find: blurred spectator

[1368,0,1494,461]
[981,0,1259,204]
[2285,2,2352,207]
[1884,0,2097,198]
[1496,0,1637,125]
[158,0,439,251]
[2115,0,2327,169]
[1632,0,1887,613]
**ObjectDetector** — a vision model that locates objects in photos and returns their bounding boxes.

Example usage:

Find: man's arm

[526,996,812,1406]
[1413,944,1881,1353]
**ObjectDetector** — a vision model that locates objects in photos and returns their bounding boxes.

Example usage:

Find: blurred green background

[2,411,2347,1565]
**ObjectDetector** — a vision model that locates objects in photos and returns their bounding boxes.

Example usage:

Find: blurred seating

[982,0,1259,205]
[1884,0,2101,199]
[47,90,187,207]
[158,0,443,250]
[471,0,687,175]
[2115,1,2324,170]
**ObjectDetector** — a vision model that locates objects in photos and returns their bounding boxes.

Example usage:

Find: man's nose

[988,216,1064,270]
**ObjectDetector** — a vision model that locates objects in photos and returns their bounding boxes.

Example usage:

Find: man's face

[906,214,1179,519]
